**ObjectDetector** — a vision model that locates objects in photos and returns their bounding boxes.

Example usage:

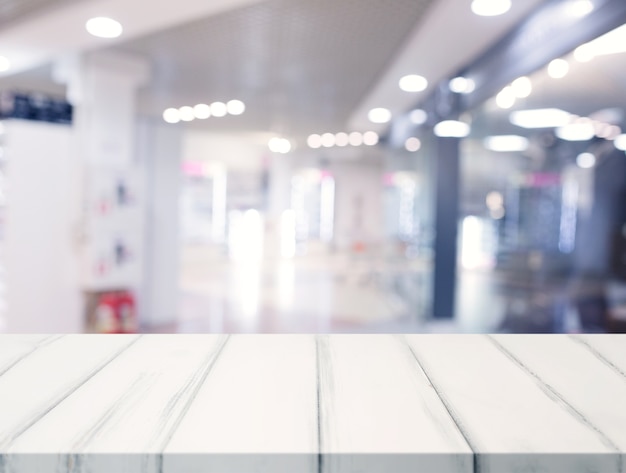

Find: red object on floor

[94,291,138,334]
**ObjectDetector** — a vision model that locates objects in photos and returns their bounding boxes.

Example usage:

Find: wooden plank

[571,334,626,378]
[163,334,318,473]
[5,335,228,473]
[318,335,472,473]
[490,335,626,460]
[0,336,60,376]
[0,335,139,452]
[404,334,621,473]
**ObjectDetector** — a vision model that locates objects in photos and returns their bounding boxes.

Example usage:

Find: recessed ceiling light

[580,24,626,57]
[509,108,573,128]
[483,135,529,152]
[307,134,322,149]
[399,74,428,92]
[0,56,10,72]
[86,17,123,38]
[547,59,569,79]
[576,152,596,168]
[268,137,291,154]
[405,137,421,152]
[614,134,626,151]
[511,76,532,98]
[471,0,511,16]
[179,106,195,122]
[433,120,470,138]
[606,125,622,140]
[486,191,504,210]
[321,133,335,148]
[368,108,392,124]
[556,122,595,141]
[496,86,516,109]
[567,0,594,17]
[574,44,594,62]
[349,132,363,146]
[449,77,475,94]
[363,131,379,146]
[227,100,245,115]
[163,108,181,124]
[193,104,211,119]
[335,132,349,147]
[210,102,227,117]
[409,109,428,125]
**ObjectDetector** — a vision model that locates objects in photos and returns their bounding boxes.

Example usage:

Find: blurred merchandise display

[0,91,72,124]
[86,290,138,334]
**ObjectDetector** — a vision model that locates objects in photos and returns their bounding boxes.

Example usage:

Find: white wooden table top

[0,334,624,473]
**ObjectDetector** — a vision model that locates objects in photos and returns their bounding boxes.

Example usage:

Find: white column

[137,120,183,328]
[54,51,150,322]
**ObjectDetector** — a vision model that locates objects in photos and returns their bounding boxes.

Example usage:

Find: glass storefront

[457,22,626,332]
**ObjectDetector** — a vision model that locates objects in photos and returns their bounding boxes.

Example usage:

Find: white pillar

[137,120,183,328]
[54,51,150,324]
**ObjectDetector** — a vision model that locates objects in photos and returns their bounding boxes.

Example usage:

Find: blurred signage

[526,172,561,187]
[0,91,73,124]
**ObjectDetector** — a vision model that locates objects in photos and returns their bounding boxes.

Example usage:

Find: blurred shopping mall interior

[0,0,625,334]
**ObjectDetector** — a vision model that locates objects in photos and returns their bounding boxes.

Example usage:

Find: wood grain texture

[0,335,139,449]
[490,334,626,459]
[404,334,622,473]
[163,335,319,473]
[5,335,228,473]
[0,334,624,473]
[318,335,472,473]
[571,334,626,378]
[0,336,60,377]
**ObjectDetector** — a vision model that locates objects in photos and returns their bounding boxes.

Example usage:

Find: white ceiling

[0,0,554,143]
[118,0,435,138]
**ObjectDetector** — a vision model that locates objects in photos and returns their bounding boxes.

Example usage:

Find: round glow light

[163,108,181,124]
[556,122,595,141]
[491,207,506,220]
[574,44,594,62]
[449,77,475,94]
[335,132,349,147]
[606,125,622,140]
[227,99,246,115]
[349,132,363,146]
[179,106,195,122]
[86,17,123,38]
[576,152,596,168]
[269,137,291,154]
[410,109,428,125]
[210,102,227,117]
[307,134,322,149]
[486,191,504,210]
[471,0,511,16]
[433,120,471,138]
[511,76,532,98]
[368,108,392,124]
[509,108,573,129]
[548,59,569,79]
[363,131,379,146]
[567,0,594,17]
[0,56,10,72]
[614,134,626,151]
[496,86,516,109]
[483,135,529,152]
[399,74,428,92]
[193,104,211,119]
[321,133,335,148]
[405,137,421,152]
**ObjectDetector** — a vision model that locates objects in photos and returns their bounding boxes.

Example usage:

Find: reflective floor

[143,243,626,334]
